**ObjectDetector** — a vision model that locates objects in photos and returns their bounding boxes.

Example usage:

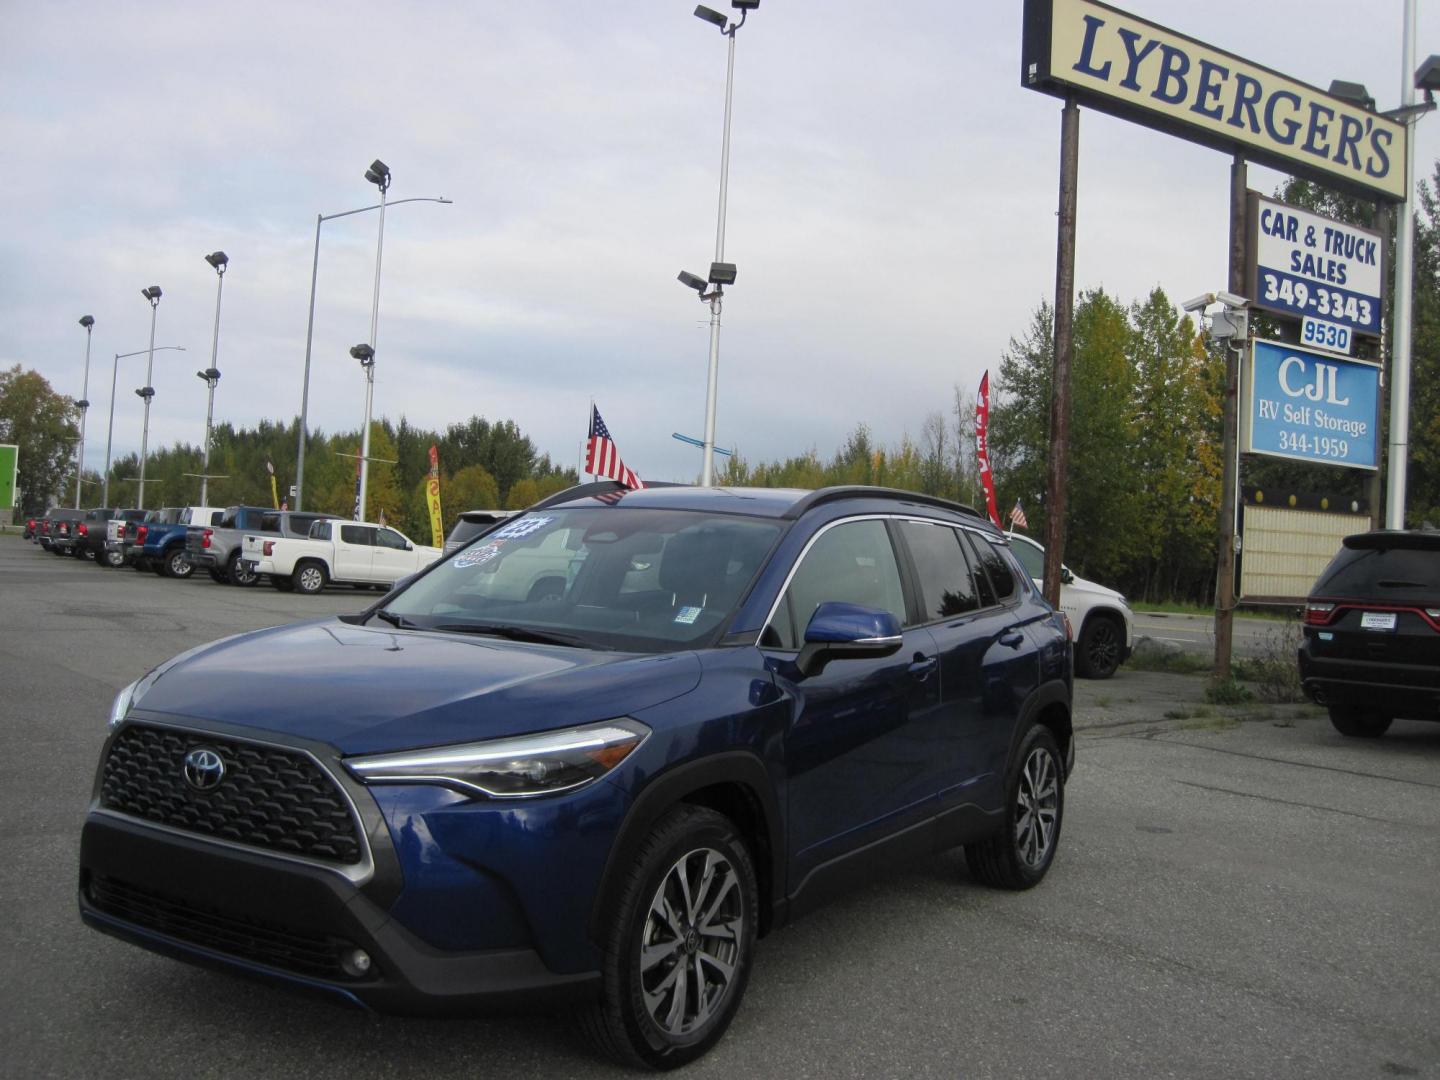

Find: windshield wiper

[373,609,423,630]
[432,622,589,648]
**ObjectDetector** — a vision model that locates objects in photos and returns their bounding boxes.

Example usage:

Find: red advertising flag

[975,371,1001,528]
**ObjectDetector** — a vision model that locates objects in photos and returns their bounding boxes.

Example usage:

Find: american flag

[1008,500,1029,530]
[585,405,644,490]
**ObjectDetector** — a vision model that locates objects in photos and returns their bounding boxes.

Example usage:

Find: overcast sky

[4,1,1438,485]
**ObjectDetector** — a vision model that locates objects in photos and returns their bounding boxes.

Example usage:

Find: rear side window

[260,513,282,532]
[310,521,332,541]
[341,525,375,546]
[897,520,980,622]
[965,533,1018,603]
[1313,543,1440,602]
[764,519,905,650]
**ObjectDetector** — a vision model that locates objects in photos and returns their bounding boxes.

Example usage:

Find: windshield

[385,507,783,652]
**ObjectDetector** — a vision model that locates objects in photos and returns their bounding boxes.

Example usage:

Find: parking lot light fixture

[294,193,450,512]
[136,286,163,510]
[75,315,95,508]
[102,345,184,506]
[356,158,391,522]
[199,252,229,506]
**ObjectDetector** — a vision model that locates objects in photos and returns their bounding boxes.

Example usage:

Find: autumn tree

[0,366,80,514]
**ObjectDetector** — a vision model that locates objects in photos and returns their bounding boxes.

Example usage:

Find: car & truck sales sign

[1022,0,1407,202]
[1242,341,1380,470]
[1248,194,1384,341]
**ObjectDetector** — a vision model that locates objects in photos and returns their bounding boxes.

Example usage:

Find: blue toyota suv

[81,483,1073,1069]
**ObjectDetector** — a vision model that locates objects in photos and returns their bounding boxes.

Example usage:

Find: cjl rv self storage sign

[1243,341,1380,469]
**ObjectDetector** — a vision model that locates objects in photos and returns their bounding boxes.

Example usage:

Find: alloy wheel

[640,847,744,1038]
[1014,747,1059,868]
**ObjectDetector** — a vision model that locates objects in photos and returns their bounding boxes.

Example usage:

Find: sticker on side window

[453,544,501,569]
[492,516,552,541]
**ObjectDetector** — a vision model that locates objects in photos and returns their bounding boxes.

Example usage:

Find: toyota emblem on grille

[183,747,226,791]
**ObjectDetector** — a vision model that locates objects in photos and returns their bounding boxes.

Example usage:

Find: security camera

[1215,290,1248,308]
[1182,293,1215,313]
[1416,55,1440,94]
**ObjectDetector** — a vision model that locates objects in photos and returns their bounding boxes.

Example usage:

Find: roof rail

[782,486,984,522]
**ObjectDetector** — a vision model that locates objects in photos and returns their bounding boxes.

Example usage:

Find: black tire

[1328,706,1392,739]
[579,805,757,1070]
[270,574,296,592]
[966,724,1065,890]
[160,547,194,579]
[1075,614,1124,679]
[227,552,258,587]
[293,561,327,595]
[208,568,227,584]
[99,547,125,569]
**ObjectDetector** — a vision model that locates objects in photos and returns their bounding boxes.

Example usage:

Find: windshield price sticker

[1245,340,1380,470]
[1251,195,1383,337]
[1301,316,1352,356]
[493,516,552,541]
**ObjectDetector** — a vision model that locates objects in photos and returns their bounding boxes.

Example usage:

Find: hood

[1066,573,1129,608]
[130,619,703,755]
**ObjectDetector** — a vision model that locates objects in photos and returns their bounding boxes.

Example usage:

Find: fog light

[340,947,373,978]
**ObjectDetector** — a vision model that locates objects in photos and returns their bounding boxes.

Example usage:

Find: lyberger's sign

[1022,0,1406,201]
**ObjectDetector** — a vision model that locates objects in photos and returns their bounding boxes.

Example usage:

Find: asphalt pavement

[2,535,1437,1079]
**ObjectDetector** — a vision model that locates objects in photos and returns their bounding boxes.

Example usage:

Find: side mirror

[1060,566,1074,585]
[796,602,903,677]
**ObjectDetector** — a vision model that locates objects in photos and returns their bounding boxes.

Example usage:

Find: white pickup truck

[240,519,442,594]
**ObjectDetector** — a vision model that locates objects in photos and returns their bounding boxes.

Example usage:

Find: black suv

[1299,530,1440,738]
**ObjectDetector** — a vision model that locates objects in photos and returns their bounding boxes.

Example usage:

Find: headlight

[108,678,141,730]
[345,718,650,799]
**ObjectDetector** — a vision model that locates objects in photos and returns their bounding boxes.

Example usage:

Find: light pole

[102,346,185,506]
[135,286,162,509]
[293,189,450,511]
[354,158,390,522]
[198,251,228,506]
[683,1,758,486]
[75,315,94,508]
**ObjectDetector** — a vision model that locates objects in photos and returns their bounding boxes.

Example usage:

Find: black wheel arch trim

[1006,678,1073,778]
[588,751,784,945]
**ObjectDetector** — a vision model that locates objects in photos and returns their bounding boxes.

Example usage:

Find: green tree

[0,366,80,514]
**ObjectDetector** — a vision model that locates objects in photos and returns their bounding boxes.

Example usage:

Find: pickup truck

[122,506,225,577]
[76,507,146,566]
[241,519,442,594]
[188,508,335,586]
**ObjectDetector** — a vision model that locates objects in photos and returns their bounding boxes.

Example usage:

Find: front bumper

[79,812,600,1014]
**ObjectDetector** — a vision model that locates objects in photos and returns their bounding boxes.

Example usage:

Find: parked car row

[24,503,443,594]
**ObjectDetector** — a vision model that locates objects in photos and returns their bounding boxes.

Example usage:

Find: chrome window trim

[759,513,1005,648]
[100,718,376,886]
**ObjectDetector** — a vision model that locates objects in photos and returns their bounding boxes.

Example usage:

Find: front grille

[87,873,354,980]
[101,724,363,865]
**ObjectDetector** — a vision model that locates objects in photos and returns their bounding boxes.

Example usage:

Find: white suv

[1007,532,1134,679]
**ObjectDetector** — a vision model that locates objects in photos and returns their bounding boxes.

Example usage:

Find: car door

[762,518,943,895]
[336,524,377,581]
[372,527,415,582]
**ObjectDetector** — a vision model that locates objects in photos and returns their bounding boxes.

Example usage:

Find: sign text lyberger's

[1022,0,1407,201]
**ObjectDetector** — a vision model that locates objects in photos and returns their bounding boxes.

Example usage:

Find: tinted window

[376,528,409,550]
[766,520,905,650]
[898,520,979,622]
[260,513,282,532]
[1313,542,1440,603]
[973,537,1018,601]
[310,521,332,541]
[341,525,375,546]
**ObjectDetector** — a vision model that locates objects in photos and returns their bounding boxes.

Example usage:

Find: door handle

[999,630,1025,649]
[908,655,938,680]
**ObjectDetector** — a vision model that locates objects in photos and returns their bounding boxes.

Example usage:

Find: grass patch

[1129,649,1212,675]
[1094,695,1113,708]
[1205,678,1253,705]
[1134,600,1298,622]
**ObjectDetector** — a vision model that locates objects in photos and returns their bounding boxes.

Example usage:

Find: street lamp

[197,251,229,507]
[102,345,184,506]
[293,185,450,512]
[684,1,759,486]
[75,315,95,508]
[355,159,391,523]
[136,286,163,509]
